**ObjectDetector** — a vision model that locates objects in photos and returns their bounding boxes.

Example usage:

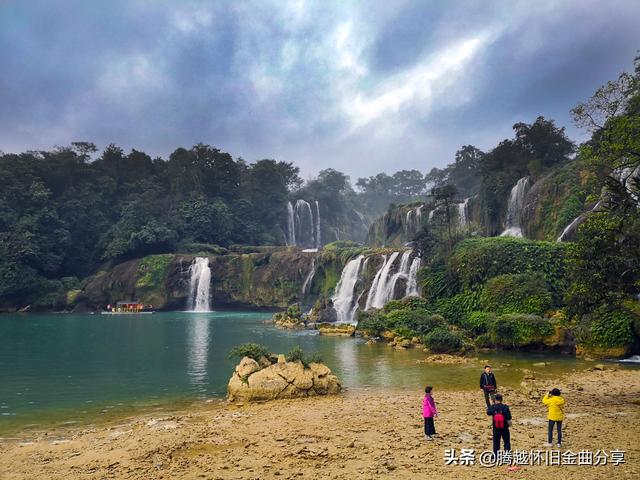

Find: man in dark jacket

[480,365,497,408]
[487,393,512,455]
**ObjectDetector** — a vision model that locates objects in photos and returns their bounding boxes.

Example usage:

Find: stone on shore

[228,356,341,401]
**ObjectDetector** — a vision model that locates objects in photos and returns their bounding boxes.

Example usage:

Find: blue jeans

[548,420,562,444]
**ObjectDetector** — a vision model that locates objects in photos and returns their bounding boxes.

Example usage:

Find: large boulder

[227,356,341,401]
[308,298,338,323]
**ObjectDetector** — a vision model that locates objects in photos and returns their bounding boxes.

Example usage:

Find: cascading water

[295,199,314,246]
[188,257,211,311]
[301,258,316,295]
[365,251,400,310]
[286,201,295,245]
[500,177,530,237]
[286,199,322,248]
[428,208,435,222]
[315,201,321,248]
[331,255,364,324]
[557,200,603,242]
[458,198,469,228]
[405,205,423,234]
[406,257,421,296]
[385,251,412,301]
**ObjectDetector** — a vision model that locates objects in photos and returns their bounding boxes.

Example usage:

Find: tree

[431,184,458,252]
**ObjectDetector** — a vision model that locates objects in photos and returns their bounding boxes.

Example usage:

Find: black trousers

[492,427,511,454]
[483,389,496,408]
[548,420,562,444]
[424,417,436,436]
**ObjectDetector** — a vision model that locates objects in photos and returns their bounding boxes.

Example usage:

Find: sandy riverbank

[1,368,639,479]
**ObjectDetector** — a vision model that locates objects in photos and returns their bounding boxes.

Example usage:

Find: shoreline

[1,368,639,479]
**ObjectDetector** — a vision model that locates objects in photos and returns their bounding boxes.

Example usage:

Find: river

[0,311,628,435]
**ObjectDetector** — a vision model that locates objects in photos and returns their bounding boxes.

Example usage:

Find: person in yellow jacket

[542,388,565,447]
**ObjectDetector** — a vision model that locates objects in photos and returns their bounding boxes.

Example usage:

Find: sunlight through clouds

[344,35,489,133]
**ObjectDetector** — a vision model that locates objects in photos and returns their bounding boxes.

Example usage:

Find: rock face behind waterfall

[227,356,341,402]
[73,249,318,311]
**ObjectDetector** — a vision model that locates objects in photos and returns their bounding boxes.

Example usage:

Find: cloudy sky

[1,0,639,179]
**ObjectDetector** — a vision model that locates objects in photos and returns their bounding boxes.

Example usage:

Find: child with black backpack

[487,393,512,455]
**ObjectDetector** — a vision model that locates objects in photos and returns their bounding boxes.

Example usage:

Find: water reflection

[333,337,359,386]
[186,315,210,394]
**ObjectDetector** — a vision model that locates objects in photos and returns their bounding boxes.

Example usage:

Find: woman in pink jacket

[422,385,438,440]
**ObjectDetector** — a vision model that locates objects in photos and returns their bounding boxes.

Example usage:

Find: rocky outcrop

[72,248,325,311]
[307,297,338,323]
[227,356,341,401]
[316,323,356,336]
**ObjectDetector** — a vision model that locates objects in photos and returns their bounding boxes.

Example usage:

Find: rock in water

[227,356,341,401]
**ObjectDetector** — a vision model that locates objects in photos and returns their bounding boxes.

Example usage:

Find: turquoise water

[0,311,622,434]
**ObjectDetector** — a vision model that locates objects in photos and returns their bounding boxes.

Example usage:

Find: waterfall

[500,177,530,237]
[406,205,423,234]
[314,201,321,248]
[405,209,413,230]
[458,198,469,228]
[365,251,400,310]
[295,199,314,246]
[286,201,295,246]
[428,209,435,222]
[331,255,364,324]
[557,200,603,242]
[406,257,421,296]
[384,251,412,302]
[365,255,387,310]
[301,258,316,295]
[188,257,211,311]
[286,199,322,247]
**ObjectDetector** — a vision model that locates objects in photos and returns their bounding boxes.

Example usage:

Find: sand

[1,367,639,479]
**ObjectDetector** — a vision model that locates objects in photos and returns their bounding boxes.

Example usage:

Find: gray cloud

[1,0,639,180]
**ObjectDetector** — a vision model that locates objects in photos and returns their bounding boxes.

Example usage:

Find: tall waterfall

[314,201,321,248]
[188,257,211,311]
[500,177,530,237]
[331,255,364,324]
[406,257,421,296]
[458,198,469,228]
[286,201,295,246]
[365,251,400,310]
[286,199,321,248]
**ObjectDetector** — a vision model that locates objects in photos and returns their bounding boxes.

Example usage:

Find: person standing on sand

[487,393,512,455]
[480,365,497,408]
[422,386,438,441]
[542,388,565,448]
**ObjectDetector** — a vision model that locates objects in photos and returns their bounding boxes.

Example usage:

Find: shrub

[286,345,323,367]
[462,311,496,335]
[357,309,387,336]
[446,237,569,299]
[488,314,554,348]
[286,303,302,319]
[383,296,430,313]
[228,343,271,362]
[480,273,554,315]
[393,326,415,339]
[583,305,635,348]
[423,327,464,353]
[475,333,494,348]
[433,290,481,325]
[385,308,445,336]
